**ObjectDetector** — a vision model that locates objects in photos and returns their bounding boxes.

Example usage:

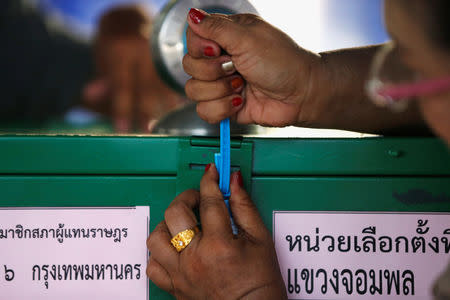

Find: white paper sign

[0,207,150,300]
[273,211,450,300]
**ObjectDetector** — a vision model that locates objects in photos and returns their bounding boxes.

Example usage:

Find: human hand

[146,165,287,300]
[83,6,183,133]
[183,8,323,127]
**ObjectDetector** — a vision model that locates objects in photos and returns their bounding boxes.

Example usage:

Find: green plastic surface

[0,135,449,299]
[176,137,253,194]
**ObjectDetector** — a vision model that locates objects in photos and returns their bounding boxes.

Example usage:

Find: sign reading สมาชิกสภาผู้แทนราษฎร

[273,211,450,299]
[0,206,149,300]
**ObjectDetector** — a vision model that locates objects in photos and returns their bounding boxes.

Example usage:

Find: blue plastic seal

[215,118,238,235]
[215,118,231,198]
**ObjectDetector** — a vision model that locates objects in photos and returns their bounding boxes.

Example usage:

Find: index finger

[186,26,221,58]
[165,189,201,237]
[199,164,233,239]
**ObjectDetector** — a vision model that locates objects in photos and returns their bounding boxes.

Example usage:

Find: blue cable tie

[214,118,238,235]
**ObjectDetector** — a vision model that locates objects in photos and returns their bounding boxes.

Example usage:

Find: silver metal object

[152,0,258,93]
[221,61,235,73]
[152,103,265,136]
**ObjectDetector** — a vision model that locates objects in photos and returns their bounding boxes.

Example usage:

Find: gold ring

[171,226,199,252]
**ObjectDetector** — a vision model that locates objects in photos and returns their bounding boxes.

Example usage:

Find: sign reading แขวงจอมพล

[0,206,150,300]
[273,211,450,300]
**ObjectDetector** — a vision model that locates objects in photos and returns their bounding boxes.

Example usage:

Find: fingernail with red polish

[232,97,243,107]
[189,8,205,24]
[234,171,244,187]
[231,77,244,90]
[204,46,214,57]
[205,163,212,173]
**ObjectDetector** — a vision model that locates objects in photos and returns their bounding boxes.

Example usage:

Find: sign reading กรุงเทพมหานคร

[0,206,149,300]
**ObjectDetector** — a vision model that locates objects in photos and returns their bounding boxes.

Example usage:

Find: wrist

[297,46,385,131]
[295,50,333,128]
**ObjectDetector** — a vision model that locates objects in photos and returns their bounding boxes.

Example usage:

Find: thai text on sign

[273,211,450,299]
[0,207,150,300]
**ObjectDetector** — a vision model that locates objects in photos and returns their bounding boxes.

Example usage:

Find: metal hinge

[176,137,253,195]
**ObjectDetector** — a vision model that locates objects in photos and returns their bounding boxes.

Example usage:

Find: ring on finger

[170,226,200,252]
[221,61,235,73]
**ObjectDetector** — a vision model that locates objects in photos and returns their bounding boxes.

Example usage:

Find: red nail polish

[204,46,214,57]
[231,77,244,90]
[205,163,211,172]
[232,97,243,107]
[189,8,205,24]
[236,171,244,187]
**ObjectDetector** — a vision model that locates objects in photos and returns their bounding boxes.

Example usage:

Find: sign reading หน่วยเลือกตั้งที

[0,207,150,300]
[273,211,450,300]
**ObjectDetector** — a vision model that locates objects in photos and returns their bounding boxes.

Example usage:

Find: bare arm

[183,12,430,136]
[300,45,430,135]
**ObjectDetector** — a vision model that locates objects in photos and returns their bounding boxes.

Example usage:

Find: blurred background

[34,0,388,53]
[0,0,389,136]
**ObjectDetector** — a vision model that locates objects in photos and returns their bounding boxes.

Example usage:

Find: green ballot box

[0,135,449,300]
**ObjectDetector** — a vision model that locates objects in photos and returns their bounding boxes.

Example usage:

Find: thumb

[187,8,249,55]
[229,171,269,240]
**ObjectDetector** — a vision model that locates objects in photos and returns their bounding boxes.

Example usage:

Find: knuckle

[182,252,206,280]
[183,189,200,199]
[146,235,152,249]
[146,234,158,252]
[184,79,196,100]
[206,237,236,261]
[182,55,193,76]
[146,263,154,279]
[186,260,206,281]
[147,223,166,250]
[207,116,220,124]
[216,106,229,121]
[165,197,183,218]
[222,79,233,93]
[165,190,198,221]
[183,240,235,280]
[164,206,177,223]
[196,104,214,124]
[237,194,255,209]
[204,16,226,37]
[201,195,222,209]
[195,105,205,120]
[231,13,260,26]
[171,278,186,296]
